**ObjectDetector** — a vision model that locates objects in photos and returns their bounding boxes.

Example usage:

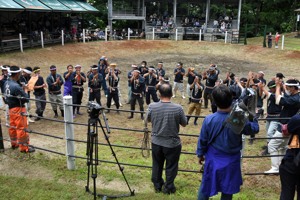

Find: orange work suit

[9,107,29,152]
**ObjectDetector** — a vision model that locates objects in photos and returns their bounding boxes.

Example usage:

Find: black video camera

[87,101,103,119]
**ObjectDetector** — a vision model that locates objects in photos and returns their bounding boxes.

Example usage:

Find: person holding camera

[106,63,120,112]
[128,69,145,120]
[187,75,204,125]
[71,65,86,118]
[196,85,259,200]
[144,67,159,105]
[172,62,185,99]
[88,65,103,106]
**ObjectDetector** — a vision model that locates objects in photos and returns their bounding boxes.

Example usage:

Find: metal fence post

[128,28,130,40]
[19,33,23,52]
[83,29,86,43]
[0,118,4,152]
[152,27,155,40]
[62,30,64,46]
[281,35,285,50]
[199,29,202,41]
[105,28,108,41]
[41,31,44,48]
[64,96,75,170]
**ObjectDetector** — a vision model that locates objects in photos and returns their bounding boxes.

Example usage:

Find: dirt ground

[1,40,300,195]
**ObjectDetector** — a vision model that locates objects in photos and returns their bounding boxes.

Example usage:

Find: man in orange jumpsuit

[4,66,35,153]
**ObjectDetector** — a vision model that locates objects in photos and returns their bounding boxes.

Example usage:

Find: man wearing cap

[46,65,64,118]
[186,67,197,104]
[106,63,120,112]
[127,64,138,104]
[128,69,145,119]
[98,56,108,97]
[156,62,165,79]
[71,65,86,117]
[32,66,47,121]
[265,78,300,173]
[259,80,282,156]
[88,65,103,105]
[20,66,35,123]
[144,67,159,105]
[202,65,218,110]
[173,62,185,99]
[0,65,10,126]
[63,65,74,96]
[4,66,35,153]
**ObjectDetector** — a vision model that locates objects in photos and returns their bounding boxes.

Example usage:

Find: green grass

[247,33,300,51]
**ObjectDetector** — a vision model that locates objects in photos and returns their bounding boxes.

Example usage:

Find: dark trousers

[107,91,119,109]
[146,89,159,105]
[35,93,46,117]
[89,89,101,105]
[203,90,213,109]
[72,88,83,112]
[102,79,108,96]
[279,159,300,200]
[151,143,181,190]
[130,94,144,117]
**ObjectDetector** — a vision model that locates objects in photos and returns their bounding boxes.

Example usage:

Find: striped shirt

[146,101,187,148]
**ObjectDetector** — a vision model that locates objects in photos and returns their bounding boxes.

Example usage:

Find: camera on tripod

[87,101,103,119]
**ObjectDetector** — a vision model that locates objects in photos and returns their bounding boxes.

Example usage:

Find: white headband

[23,69,32,74]
[9,68,22,74]
[285,83,299,87]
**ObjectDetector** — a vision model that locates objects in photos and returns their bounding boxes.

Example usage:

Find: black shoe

[77,111,83,115]
[194,121,198,126]
[60,110,64,117]
[249,139,254,145]
[34,117,41,121]
[261,148,269,156]
[141,116,144,120]
[162,186,176,194]
[21,146,35,153]
[154,187,162,193]
[261,145,267,150]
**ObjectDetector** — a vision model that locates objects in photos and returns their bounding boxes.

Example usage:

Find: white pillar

[105,28,108,42]
[281,35,285,50]
[199,29,202,41]
[175,28,178,41]
[19,33,23,52]
[41,31,44,48]
[205,0,210,31]
[237,0,242,31]
[173,0,177,25]
[64,96,75,170]
[152,27,155,40]
[62,30,64,46]
[225,31,228,44]
[83,29,86,43]
[128,28,130,40]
